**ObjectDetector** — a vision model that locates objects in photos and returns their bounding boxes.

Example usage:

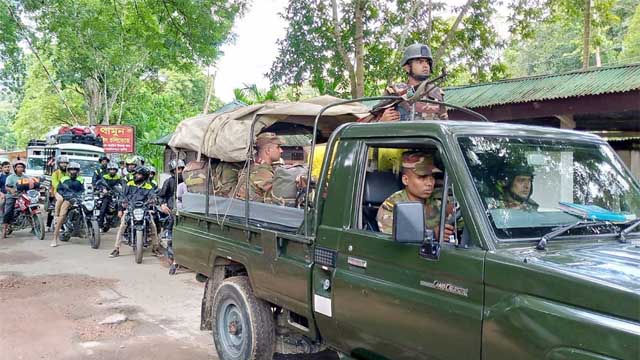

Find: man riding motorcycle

[148,166,158,190]
[109,166,161,258]
[3,160,39,238]
[95,162,123,231]
[92,156,110,185]
[123,156,139,182]
[51,162,85,247]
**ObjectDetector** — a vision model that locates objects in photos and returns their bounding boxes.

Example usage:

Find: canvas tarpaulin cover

[169,96,369,162]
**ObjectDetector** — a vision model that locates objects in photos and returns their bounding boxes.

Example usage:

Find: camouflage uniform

[487,193,539,211]
[235,132,284,203]
[382,83,448,121]
[376,152,444,234]
[377,189,442,234]
[236,162,275,203]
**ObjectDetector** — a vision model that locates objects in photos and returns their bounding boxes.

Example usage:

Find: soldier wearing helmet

[110,165,160,258]
[92,156,110,185]
[50,155,70,220]
[147,165,158,190]
[377,44,448,122]
[488,163,539,211]
[51,162,85,247]
[3,160,38,238]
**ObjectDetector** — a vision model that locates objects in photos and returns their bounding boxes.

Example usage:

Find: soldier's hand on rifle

[379,108,400,122]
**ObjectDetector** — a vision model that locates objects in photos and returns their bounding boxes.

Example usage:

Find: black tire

[212,276,275,360]
[32,213,45,240]
[89,220,101,249]
[134,230,143,264]
[60,231,70,242]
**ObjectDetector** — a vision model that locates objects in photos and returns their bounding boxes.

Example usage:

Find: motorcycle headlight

[133,208,145,221]
[83,200,95,212]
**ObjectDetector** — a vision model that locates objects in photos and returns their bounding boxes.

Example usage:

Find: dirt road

[0,228,215,360]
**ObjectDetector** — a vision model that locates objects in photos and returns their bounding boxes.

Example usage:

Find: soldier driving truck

[170,93,640,360]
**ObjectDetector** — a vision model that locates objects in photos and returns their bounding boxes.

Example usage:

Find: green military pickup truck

[174,104,640,359]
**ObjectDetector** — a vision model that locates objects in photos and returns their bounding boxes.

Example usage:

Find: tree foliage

[0,3,26,97]
[12,58,86,147]
[11,0,247,125]
[269,0,508,98]
[620,4,640,61]
[505,0,638,76]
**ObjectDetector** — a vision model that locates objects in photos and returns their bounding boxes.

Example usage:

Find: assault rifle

[361,71,448,123]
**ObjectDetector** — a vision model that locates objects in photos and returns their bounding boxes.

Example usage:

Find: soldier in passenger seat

[376,152,454,239]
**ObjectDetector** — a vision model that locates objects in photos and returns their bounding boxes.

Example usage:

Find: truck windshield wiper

[617,218,640,243]
[536,220,611,250]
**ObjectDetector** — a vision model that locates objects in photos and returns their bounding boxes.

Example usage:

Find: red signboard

[95,125,136,153]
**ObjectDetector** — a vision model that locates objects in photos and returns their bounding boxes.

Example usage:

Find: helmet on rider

[125,155,139,172]
[57,155,70,171]
[67,162,81,178]
[106,162,119,175]
[137,156,145,166]
[168,159,185,173]
[13,160,26,173]
[147,166,156,175]
[133,166,150,184]
[99,156,110,164]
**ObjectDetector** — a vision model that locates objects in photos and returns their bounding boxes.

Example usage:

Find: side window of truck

[357,145,447,235]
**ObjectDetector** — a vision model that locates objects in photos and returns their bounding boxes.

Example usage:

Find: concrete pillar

[555,114,576,129]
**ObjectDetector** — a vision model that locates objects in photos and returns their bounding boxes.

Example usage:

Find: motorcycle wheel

[89,220,101,249]
[134,230,144,264]
[32,214,45,240]
[60,231,71,242]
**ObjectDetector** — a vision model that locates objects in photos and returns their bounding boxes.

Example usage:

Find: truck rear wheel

[212,276,275,360]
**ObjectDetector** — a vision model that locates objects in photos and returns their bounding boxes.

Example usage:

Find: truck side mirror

[393,202,425,244]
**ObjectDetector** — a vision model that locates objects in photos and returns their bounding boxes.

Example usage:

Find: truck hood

[486,242,640,322]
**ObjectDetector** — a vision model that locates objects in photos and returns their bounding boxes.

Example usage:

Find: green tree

[120,68,209,170]
[12,59,86,147]
[620,4,640,61]
[0,3,26,97]
[269,0,507,98]
[0,93,18,151]
[12,0,247,125]
[505,0,636,76]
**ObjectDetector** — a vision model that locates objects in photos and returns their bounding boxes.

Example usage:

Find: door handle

[347,256,367,269]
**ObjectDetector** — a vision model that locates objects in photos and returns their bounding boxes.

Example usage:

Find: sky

[214,0,289,102]
[213,0,509,102]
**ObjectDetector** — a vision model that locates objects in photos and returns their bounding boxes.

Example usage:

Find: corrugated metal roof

[445,63,640,109]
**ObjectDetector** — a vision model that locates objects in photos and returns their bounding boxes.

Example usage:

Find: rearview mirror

[393,202,425,244]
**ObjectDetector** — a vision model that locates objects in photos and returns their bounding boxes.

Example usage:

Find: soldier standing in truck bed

[376,44,448,122]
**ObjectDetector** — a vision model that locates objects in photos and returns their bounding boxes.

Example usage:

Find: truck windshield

[27,157,45,171]
[74,159,99,178]
[458,136,640,240]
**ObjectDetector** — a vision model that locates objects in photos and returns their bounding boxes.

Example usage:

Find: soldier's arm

[376,200,394,234]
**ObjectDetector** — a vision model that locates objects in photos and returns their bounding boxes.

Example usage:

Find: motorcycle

[59,192,101,249]
[7,189,45,240]
[123,199,155,264]
[94,184,123,233]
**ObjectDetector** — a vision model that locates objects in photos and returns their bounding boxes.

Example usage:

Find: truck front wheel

[212,276,275,360]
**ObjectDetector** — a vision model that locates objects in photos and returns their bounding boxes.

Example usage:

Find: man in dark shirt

[51,162,85,247]
[0,161,12,218]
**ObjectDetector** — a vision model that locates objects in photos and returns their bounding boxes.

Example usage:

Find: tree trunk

[582,0,591,69]
[389,0,421,85]
[354,0,366,98]
[331,0,357,98]
[433,0,475,66]
[203,70,216,114]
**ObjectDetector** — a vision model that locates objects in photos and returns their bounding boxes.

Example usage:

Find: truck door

[314,139,485,360]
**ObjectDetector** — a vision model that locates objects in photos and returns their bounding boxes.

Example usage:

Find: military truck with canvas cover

[172,96,640,360]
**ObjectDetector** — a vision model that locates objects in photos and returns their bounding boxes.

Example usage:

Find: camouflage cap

[255,132,284,147]
[402,152,442,176]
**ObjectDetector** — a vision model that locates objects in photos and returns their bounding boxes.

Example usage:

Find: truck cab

[174,103,640,360]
